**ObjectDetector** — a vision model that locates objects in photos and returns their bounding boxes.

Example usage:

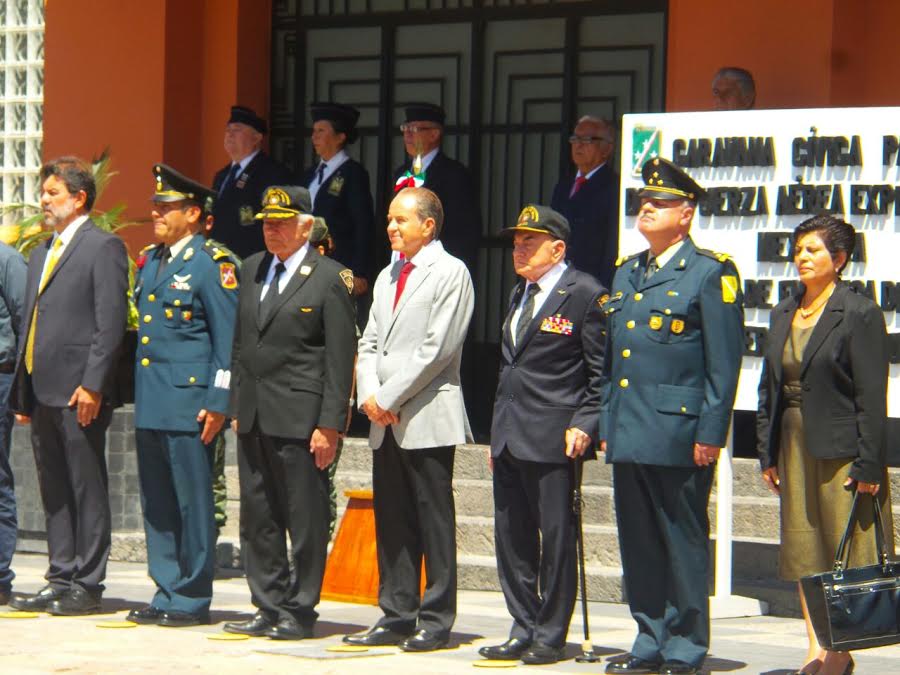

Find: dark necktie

[317,162,326,186]
[570,175,587,198]
[259,262,286,322]
[219,163,241,195]
[393,261,415,309]
[155,247,170,280]
[515,283,541,346]
[645,256,659,281]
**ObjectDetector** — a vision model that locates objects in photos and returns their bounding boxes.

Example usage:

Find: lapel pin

[300,265,312,276]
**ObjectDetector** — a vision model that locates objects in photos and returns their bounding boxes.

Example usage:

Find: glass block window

[0,0,44,215]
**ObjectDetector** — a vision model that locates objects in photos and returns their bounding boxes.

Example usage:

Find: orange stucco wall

[42,0,272,255]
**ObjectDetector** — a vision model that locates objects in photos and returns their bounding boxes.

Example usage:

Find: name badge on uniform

[236,172,249,189]
[540,314,574,336]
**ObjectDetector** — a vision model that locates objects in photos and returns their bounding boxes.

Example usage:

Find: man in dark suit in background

[599,158,744,675]
[392,103,481,276]
[9,157,129,616]
[481,205,606,666]
[211,106,292,260]
[550,116,619,289]
[224,186,356,640]
[302,102,374,298]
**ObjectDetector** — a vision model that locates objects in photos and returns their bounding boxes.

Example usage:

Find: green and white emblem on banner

[631,126,661,176]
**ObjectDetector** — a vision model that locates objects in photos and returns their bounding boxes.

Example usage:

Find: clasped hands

[598,440,721,468]
[361,395,399,427]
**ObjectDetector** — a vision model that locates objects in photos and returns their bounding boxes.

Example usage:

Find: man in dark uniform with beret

[127,165,239,627]
[224,186,356,640]
[600,158,744,675]
[391,103,481,276]
[302,102,375,297]
[480,205,606,665]
[211,105,292,260]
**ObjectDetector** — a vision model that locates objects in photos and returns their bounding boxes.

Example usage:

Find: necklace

[798,284,835,319]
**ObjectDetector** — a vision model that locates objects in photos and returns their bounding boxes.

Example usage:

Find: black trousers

[31,404,112,594]
[237,424,330,624]
[613,463,714,668]
[372,428,456,636]
[493,449,577,648]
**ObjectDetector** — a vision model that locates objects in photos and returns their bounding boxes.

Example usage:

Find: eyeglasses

[400,123,440,134]
[568,135,612,145]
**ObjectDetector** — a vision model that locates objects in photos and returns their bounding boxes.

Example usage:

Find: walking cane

[573,455,599,663]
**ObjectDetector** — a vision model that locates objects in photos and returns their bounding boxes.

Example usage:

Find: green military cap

[152,163,215,213]
[502,204,571,243]
[638,157,706,202]
[254,185,312,220]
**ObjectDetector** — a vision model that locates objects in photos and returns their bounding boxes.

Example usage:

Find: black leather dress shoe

[8,585,67,611]
[158,611,208,627]
[478,638,532,660]
[399,629,449,652]
[46,587,102,616]
[606,655,662,674]
[521,642,565,665]
[659,661,697,675]
[343,625,412,646]
[265,617,315,640]
[127,605,165,625]
[223,612,276,636]
[0,589,10,605]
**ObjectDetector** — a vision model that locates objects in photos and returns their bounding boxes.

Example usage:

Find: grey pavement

[1,553,898,674]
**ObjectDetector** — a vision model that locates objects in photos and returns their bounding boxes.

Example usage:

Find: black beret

[310,102,360,143]
[404,102,445,126]
[228,105,267,134]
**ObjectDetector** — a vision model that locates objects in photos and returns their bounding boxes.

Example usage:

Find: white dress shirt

[41,214,88,280]
[260,242,310,300]
[510,261,567,346]
[309,149,349,205]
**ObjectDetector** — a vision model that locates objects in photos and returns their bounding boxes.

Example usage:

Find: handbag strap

[833,489,889,574]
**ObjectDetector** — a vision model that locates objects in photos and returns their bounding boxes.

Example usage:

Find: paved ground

[1,554,898,674]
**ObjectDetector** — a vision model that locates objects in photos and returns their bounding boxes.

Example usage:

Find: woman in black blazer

[756,215,893,675]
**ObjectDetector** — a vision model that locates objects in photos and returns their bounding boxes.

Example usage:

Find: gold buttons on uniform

[143,314,152,323]
[141,358,150,367]
[141,336,149,345]
[148,294,156,302]
[189,376,196,384]
[622,349,631,358]
[681,406,687,413]
[619,378,629,388]
[634,293,643,301]
[174,299,181,306]
[626,320,636,329]
[664,308,672,315]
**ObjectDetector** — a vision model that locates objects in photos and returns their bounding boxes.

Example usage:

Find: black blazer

[756,282,889,483]
[211,152,292,260]
[490,266,607,464]
[301,157,375,280]
[392,151,482,275]
[230,247,357,439]
[550,163,620,289]
[12,219,129,413]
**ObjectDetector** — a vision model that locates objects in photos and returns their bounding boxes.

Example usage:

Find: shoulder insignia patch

[339,268,354,295]
[203,239,240,265]
[697,248,733,264]
[615,252,640,267]
[721,275,739,303]
[219,262,238,289]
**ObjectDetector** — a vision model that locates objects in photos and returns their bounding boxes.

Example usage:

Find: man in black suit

[9,157,128,615]
[211,105,293,260]
[550,116,619,289]
[391,103,481,276]
[301,102,374,297]
[480,205,606,666]
[223,185,356,640]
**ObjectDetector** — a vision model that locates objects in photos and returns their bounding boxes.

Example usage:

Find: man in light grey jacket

[345,187,474,652]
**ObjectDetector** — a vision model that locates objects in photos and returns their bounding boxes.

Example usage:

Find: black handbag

[800,491,900,651]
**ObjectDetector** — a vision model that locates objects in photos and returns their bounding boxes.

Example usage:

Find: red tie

[570,175,587,197]
[393,261,415,309]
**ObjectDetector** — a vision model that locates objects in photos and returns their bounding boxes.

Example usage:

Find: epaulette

[139,243,158,255]
[696,248,733,264]
[202,238,240,266]
[615,252,641,267]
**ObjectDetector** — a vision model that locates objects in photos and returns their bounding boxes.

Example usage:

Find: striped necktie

[25,237,64,373]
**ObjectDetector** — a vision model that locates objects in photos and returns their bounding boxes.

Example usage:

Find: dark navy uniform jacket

[134,234,239,432]
[598,237,744,467]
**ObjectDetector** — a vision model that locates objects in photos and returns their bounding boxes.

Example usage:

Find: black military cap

[502,204,570,242]
[254,185,312,220]
[638,157,706,202]
[228,105,267,134]
[404,102,445,126]
[152,164,216,213]
[310,102,360,143]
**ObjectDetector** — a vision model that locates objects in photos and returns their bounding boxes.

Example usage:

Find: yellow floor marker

[207,633,251,641]
[326,645,370,653]
[472,661,518,668]
[96,620,138,628]
[0,611,41,619]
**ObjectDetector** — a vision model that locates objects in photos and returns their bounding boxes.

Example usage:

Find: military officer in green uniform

[128,165,239,627]
[600,158,744,675]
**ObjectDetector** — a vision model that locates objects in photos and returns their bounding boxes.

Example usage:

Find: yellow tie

[25,238,64,373]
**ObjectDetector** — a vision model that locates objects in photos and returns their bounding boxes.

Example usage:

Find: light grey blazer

[357,239,474,450]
